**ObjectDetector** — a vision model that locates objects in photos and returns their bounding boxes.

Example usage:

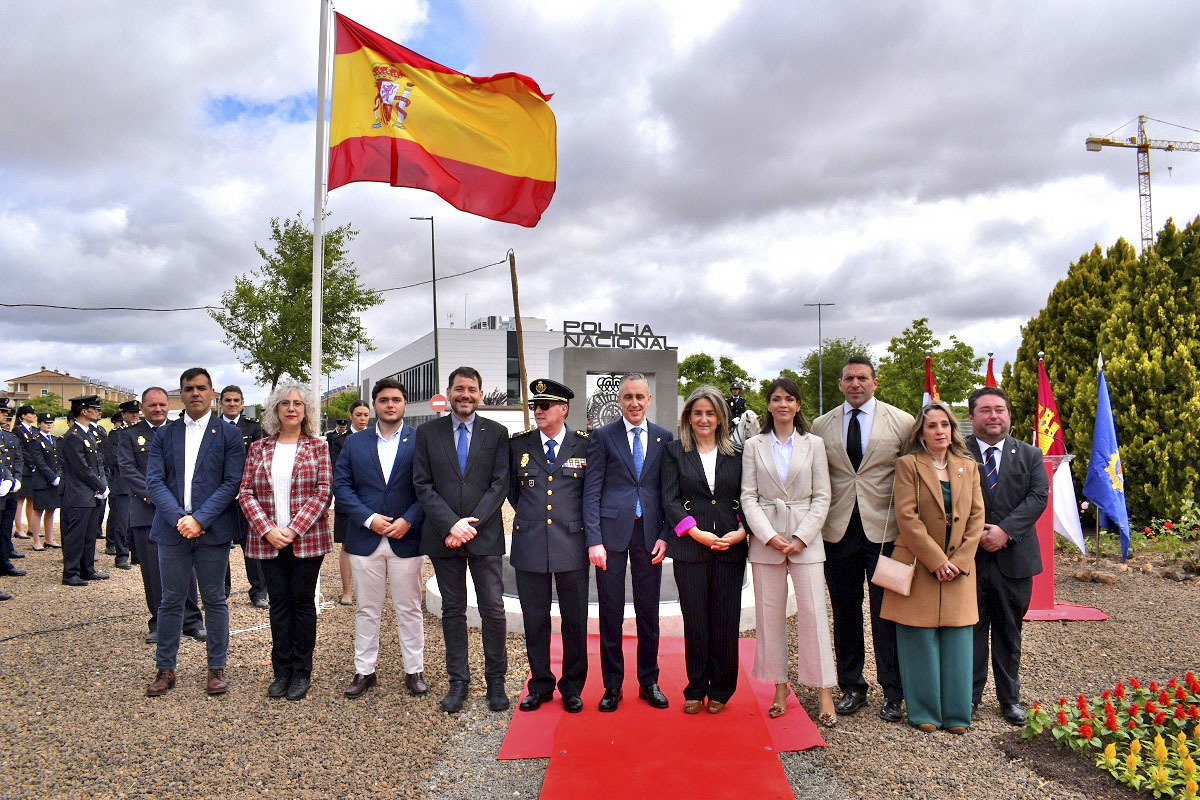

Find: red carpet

[1025,602,1109,621]
[499,634,824,799]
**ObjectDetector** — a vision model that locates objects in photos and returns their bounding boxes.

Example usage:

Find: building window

[506,331,519,405]
[40,389,49,396]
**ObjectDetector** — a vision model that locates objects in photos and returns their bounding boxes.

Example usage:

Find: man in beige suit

[811,357,915,722]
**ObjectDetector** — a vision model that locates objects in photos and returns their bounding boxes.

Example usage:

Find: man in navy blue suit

[145,367,246,697]
[583,372,673,711]
[334,378,427,700]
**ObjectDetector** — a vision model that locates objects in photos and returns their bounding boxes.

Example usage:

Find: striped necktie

[984,446,999,494]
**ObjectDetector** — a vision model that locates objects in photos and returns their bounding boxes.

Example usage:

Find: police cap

[528,378,574,404]
[37,412,55,424]
[70,394,103,412]
[119,400,141,414]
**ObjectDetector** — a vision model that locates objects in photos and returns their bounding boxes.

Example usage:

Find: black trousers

[261,546,325,678]
[131,524,202,632]
[516,567,588,697]
[105,494,131,557]
[972,555,1033,706]
[823,511,903,701]
[61,503,102,581]
[596,520,662,691]
[674,558,746,703]
[0,494,16,569]
[431,553,507,684]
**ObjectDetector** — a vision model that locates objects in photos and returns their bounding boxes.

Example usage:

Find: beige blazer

[740,430,830,565]
[811,400,915,544]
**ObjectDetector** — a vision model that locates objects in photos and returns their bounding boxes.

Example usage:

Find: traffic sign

[430,394,448,413]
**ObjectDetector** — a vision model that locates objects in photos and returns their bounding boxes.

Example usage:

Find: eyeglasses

[528,401,561,411]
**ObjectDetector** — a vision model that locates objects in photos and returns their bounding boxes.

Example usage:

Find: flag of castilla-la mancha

[328,13,556,227]
[1036,359,1067,456]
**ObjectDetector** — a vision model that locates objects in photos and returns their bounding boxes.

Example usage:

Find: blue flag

[1083,367,1131,558]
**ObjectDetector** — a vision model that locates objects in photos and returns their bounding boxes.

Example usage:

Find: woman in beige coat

[880,402,984,734]
[741,377,837,725]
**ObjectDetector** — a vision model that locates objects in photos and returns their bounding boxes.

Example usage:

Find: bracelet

[674,515,697,537]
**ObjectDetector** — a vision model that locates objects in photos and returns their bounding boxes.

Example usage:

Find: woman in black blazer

[662,385,748,714]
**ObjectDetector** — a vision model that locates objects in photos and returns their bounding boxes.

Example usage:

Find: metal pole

[804,302,835,415]
[310,0,331,408]
[411,216,439,397]
[356,342,361,400]
[509,250,531,430]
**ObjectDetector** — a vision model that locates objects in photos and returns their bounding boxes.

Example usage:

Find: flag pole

[509,249,530,430]
[1096,352,1104,564]
[311,0,332,417]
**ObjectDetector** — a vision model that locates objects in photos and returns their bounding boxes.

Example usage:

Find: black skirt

[32,485,61,511]
[333,510,349,544]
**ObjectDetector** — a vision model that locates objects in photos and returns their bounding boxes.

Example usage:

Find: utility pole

[804,302,836,414]
[410,216,439,389]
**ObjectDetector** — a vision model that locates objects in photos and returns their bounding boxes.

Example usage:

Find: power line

[0,257,510,313]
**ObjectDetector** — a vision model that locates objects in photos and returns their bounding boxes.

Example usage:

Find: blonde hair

[262,378,317,437]
[902,401,970,458]
[679,385,735,456]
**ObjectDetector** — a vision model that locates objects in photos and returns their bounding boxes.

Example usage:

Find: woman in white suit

[741,376,837,725]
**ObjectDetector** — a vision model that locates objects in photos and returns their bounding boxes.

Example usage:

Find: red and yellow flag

[921,356,940,406]
[984,353,998,387]
[1036,358,1067,455]
[328,14,557,227]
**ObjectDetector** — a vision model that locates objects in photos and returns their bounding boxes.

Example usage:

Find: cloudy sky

[3,0,1199,405]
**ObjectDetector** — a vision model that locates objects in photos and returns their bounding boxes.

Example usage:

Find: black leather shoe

[286,675,311,701]
[9,551,25,559]
[405,671,428,696]
[835,691,868,715]
[639,683,669,709]
[971,702,980,719]
[115,557,132,570]
[251,595,269,609]
[2,567,27,577]
[268,674,291,698]
[344,672,377,699]
[520,691,554,712]
[183,626,207,642]
[104,545,117,556]
[487,680,510,712]
[0,590,11,601]
[1002,703,1027,726]
[144,630,158,644]
[82,571,109,580]
[562,694,584,713]
[441,681,469,713]
[598,689,622,712]
[62,576,89,586]
[879,699,904,722]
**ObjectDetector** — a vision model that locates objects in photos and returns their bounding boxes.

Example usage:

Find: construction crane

[1085,115,1200,253]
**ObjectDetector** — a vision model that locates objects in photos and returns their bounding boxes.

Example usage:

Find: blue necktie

[632,427,644,517]
[984,446,999,494]
[545,439,557,462]
[457,422,469,474]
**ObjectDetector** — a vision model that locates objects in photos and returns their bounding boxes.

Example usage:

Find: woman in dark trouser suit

[662,385,748,714]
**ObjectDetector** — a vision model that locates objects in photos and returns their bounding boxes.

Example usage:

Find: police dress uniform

[103,405,136,565]
[327,422,350,544]
[27,414,62,512]
[13,405,37,500]
[60,397,109,584]
[508,379,590,707]
[0,400,28,572]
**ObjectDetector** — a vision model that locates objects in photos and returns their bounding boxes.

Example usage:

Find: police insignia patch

[520,452,530,468]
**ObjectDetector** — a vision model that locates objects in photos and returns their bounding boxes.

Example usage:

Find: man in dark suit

[59,396,109,586]
[335,379,426,700]
[583,372,673,712]
[966,386,1049,725]
[118,387,203,644]
[413,366,511,714]
[103,401,140,569]
[219,385,268,608]
[145,368,246,697]
[509,378,589,714]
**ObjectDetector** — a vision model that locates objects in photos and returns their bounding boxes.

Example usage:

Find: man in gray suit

[966,386,1048,725]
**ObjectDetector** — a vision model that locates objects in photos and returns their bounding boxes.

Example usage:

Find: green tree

[325,390,360,421]
[209,214,382,389]
[678,353,765,417]
[28,392,67,417]
[875,318,982,415]
[795,337,871,417]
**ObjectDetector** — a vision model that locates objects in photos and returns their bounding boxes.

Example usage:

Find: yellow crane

[1085,115,1200,253]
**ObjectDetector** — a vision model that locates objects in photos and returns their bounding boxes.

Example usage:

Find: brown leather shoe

[405,671,428,696]
[344,672,377,699]
[205,668,229,695]
[146,669,176,696]
[683,699,704,714]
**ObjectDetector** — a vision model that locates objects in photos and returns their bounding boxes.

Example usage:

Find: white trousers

[348,537,425,676]
[751,560,837,688]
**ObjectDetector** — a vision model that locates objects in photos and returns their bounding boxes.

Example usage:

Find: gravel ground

[2,530,1196,800]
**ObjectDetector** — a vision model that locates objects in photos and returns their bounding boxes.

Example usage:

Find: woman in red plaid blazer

[237,379,332,701]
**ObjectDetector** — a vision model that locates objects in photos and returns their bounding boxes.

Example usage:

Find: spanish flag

[921,356,940,406]
[328,14,557,227]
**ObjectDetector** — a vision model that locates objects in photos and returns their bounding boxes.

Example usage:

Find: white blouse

[697,446,718,492]
[271,443,298,529]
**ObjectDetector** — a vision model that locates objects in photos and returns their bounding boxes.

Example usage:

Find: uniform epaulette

[511,428,536,439]
[575,430,590,438]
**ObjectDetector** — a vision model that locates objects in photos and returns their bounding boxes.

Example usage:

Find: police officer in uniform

[508,378,589,714]
[0,399,28,583]
[26,412,62,551]
[103,401,140,568]
[12,404,38,541]
[326,418,354,605]
[60,395,109,586]
[219,385,268,607]
[727,380,746,421]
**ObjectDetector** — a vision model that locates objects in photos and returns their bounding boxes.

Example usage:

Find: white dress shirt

[539,426,566,459]
[841,396,877,451]
[271,442,298,529]
[697,446,718,492]
[363,423,404,530]
[976,436,1005,472]
[623,417,649,454]
[182,412,209,513]
[771,430,794,485]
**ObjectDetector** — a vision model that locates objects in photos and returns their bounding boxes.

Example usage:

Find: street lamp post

[410,216,440,392]
[804,302,836,415]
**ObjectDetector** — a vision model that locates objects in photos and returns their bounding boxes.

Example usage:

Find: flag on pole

[984,352,997,387]
[921,356,940,406]
[1036,357,1086,552]
[1083,357,1131,558]
[328,13,557,227]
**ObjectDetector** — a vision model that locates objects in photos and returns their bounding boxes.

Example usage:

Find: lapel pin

[402,437,408,443]
[210,428,216,434]
[656,437,661,442]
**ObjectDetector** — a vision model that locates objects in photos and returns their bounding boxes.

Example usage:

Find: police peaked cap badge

[119,400,141,413]
[528,378,574,403]
[0,398,10,411]
[70,394,103,412]
[37,412,55,424]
